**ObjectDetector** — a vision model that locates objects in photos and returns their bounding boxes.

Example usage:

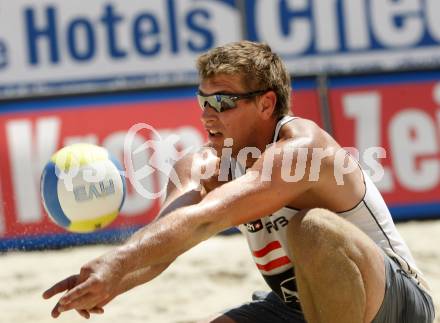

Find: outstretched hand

[42,254,123,318]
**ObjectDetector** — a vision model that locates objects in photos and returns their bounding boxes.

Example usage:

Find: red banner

[330,80,440,207]
[0,96,204,241]
[0,88,321,247]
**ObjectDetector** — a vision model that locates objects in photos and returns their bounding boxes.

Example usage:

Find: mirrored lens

[197,94,237,112]
[218,95,236,111]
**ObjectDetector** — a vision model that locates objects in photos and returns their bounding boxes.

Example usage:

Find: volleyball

[40,143,126,233]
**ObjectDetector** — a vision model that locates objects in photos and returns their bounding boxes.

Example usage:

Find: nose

[200,105,218,124]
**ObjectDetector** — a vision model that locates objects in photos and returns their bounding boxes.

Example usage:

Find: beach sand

[1,220,438,323]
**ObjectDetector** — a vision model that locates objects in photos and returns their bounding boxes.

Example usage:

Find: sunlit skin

[197,74,365,210]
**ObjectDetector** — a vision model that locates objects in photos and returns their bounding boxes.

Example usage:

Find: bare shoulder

[255,117,348,190]
[273,117,364,210]
[279,117,338,149]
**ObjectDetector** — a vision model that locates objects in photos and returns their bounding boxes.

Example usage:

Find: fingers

[89,307,105,314]
[58,293,103,313]
[45,275,94,319]
[44,265,109,319]
[59,278,95,305]
[77,307,104,317]
[51,301,104,318]
[42,275,78,299]
[51,302,63,318]
[76,309,90,319]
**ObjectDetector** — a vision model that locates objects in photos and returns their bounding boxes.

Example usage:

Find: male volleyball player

[43,41,434,322]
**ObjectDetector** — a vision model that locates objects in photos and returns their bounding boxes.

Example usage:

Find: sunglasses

[196,90,268,113]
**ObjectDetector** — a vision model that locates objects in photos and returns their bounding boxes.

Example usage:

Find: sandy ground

[0,220,439,323]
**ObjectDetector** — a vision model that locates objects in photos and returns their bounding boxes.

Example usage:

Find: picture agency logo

[122,123,387,200]
[124,123,196,199]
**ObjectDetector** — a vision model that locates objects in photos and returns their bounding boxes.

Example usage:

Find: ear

[258,91,277,120]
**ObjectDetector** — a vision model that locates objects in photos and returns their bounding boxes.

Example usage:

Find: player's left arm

[113,139,314,267]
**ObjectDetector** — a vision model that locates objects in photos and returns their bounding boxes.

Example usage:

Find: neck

[240,117,279,169]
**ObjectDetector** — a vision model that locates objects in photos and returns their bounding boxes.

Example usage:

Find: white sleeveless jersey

[234,116,430,308]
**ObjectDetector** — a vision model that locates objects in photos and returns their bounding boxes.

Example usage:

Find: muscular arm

[113,154,204,293]
[115,140,313,274]
[112,192,201,296]
[44,153,204,316]
[53,140,314,313]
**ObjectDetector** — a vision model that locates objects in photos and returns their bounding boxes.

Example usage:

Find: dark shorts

[372,254,435,323]
[224,290,306,323]
[225,255,435,323]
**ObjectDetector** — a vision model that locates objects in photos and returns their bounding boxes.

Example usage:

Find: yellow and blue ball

[40,143,126,233]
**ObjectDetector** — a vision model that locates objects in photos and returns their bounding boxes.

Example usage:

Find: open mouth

[208,130,223,137]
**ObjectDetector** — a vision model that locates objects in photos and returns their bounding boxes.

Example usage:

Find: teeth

[209,130,220,135]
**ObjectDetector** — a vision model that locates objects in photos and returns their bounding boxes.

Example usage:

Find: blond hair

[196,41,291,118]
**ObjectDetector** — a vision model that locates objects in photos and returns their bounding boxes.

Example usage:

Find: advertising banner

[245,0,440,75]
[328,71,440,219]
[2,0,440,99]
[0,89,205,249]
[0,83,322,250]
[0,0,241,98]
